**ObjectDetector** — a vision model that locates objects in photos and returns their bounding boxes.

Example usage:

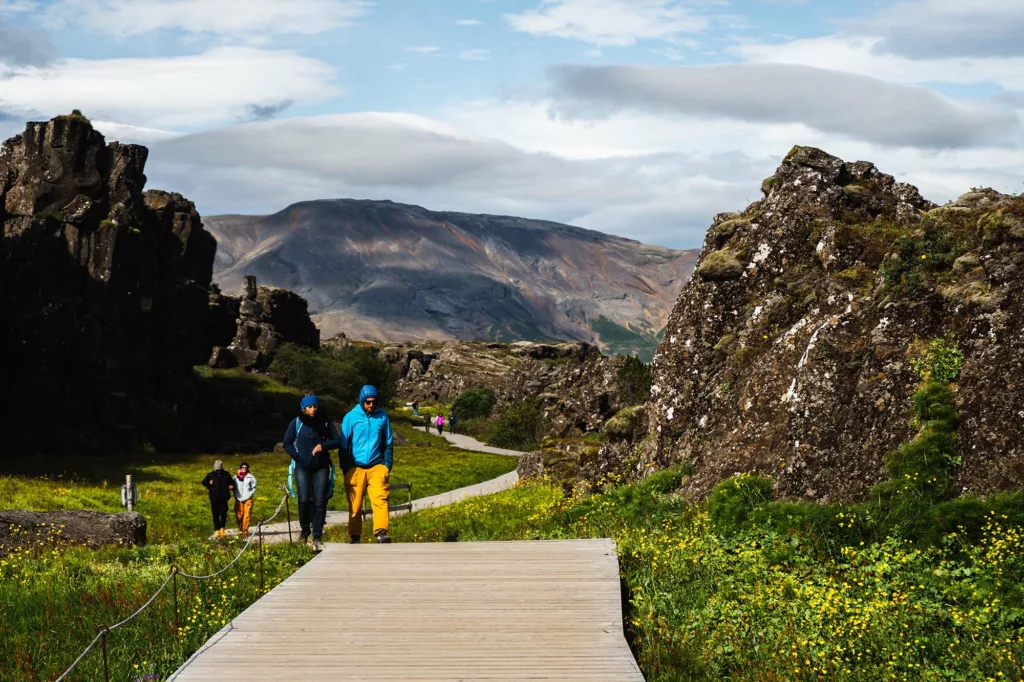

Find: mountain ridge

[205,198,697,359]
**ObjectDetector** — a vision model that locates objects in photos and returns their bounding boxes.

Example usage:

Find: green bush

[268,343,396,407]
[911,337,964,383]
[488,400,544,450]
[616,354,652,407]
[708,473,774,533]
[452,387,497,421]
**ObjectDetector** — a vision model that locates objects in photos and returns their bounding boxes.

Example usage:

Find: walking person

[412,399,419,417]
[423,411,431,434]
[283,394,340,551]
[233,462,257,539]
[435,412,445,436]
[448,410,457,435]
[341,385,394,544]
[201,460,235,539]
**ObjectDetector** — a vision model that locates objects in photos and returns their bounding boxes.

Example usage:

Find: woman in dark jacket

[282,395,340,550]
[201,460,235,538]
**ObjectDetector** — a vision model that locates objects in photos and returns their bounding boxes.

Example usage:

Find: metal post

[258,523,265,592]
[171,566,179,631]
[125,475,133,512]
[285,495,293,544]
[99,626,110,682]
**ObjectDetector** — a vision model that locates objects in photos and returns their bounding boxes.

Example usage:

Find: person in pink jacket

[435,413,445,435]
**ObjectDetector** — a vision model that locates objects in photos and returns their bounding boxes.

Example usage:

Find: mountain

[637,146,1024,502]
[204,199,697,360]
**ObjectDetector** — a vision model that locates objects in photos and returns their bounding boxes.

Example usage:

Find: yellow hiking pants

[235,498,253,537]
[345,464,390,537]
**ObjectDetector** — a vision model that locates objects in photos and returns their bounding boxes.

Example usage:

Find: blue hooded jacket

[340,385,393,470]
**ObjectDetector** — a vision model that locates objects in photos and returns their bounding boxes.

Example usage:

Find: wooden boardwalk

[170,539,644,681]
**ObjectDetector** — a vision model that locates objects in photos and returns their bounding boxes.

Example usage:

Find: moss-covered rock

[696,249,744,281]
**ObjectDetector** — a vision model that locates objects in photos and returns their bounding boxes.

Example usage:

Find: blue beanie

[300,395,320,410]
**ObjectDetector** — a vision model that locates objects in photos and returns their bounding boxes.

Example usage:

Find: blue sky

[2,0,1023,248]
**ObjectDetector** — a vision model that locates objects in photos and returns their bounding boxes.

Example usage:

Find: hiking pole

[98,625,110,682]
[286,495,293,544]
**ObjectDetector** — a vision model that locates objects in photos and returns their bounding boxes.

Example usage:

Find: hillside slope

[643,146,1024,501]
[205,200,696,359]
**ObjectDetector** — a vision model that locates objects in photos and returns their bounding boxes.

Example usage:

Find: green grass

[0,399,516,680]
[387,472,1024,681]
[0,406,515,544]
[1,540,311,681]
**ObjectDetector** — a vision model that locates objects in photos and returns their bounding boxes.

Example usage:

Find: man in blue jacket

[283,394,339,551]
[340,385,393,544]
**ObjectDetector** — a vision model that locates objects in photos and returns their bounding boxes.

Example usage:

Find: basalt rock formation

[0,510,147,554]
[209,275,320,371]
[389,340,636,439]
[0,115,218,452]
[642,146,1024,502]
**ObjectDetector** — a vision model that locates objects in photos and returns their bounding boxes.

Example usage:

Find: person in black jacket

[282,395,340,550]
[202,460,235,538]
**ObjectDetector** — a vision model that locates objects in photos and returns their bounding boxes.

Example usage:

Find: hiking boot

[349,534,360,544]
[300,533,311,546]
[313,539,325,552]
[374,529,392,544]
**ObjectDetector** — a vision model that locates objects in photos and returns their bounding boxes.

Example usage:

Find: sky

[1,0,1022,248]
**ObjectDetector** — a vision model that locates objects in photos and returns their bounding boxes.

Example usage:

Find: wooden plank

[170,539,644,681]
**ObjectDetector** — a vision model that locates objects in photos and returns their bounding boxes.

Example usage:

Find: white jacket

[234,474,257,502]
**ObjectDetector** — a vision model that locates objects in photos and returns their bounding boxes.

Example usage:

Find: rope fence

[54,493,291,682]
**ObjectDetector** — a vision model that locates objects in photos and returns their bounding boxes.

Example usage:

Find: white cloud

[736,35,1024,92]
[0,47,337,128]
[547,63,1020,148]
[386,62,407,70]
[455,18,483,26]
[142,113,768,247]
[851,0,1024,59]
[0,1,37,12]
[458,49,490,61]
[504,0,707,47]
[405,46,440,53]
[40,0,372,36]
[91,120,183,144]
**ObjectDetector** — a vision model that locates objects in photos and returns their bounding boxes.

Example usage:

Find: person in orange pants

[340,385,394,543]
[233,462,257,539]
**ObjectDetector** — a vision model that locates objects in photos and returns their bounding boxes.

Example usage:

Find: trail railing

[54,493,290,682]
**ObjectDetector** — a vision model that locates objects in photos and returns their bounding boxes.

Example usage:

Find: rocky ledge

[642,146,1024,502]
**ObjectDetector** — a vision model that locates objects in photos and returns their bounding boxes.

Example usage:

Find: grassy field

[0,409,515,543]
[0,388,516,681]
[387,472,1024,682]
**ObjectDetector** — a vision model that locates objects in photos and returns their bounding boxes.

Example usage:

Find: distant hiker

[435,413,445,435]
[202,460,235,539]
[448,411,457,435]
[233,462,257,539]
[412,399,419,417]
[423,411,431,434]
[341,385,394,544]
[283,394,340,552]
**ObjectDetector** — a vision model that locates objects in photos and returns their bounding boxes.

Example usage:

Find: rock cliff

[644,146,1024,502]
[0,115,216,452]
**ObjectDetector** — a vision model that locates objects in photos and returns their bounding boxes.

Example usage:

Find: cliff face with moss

[643,146,1024,502]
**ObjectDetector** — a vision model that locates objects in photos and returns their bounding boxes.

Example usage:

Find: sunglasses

[363,398,377,405]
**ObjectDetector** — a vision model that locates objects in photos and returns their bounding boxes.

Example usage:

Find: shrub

[268,343,396,407]
[452,387,497,421]
[616,354,652,407]
[488,400,544,450]
[708,473,774,533]
[911,337,964,383]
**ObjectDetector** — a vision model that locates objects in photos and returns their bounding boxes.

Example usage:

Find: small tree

[488,400,544,450]
[452,387,497,420]
[616,354,652,407]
